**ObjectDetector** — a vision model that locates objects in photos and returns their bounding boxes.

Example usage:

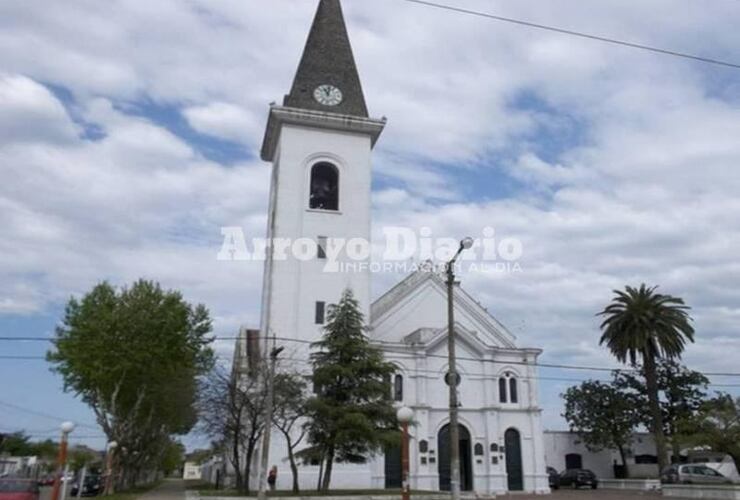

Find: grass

[103,480,163,500]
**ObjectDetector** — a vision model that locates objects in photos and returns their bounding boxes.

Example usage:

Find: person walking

[267,466,278,492]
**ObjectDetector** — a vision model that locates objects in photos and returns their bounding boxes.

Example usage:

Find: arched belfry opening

[309,162,339,211]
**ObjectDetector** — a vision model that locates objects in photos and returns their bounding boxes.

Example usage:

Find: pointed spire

[284,0,369,117]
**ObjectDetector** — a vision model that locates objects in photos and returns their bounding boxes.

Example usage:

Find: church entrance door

[505,428,524,491]
[437,424,473,492]
[384,436,402,489]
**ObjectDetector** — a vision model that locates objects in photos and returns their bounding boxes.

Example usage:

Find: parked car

[661,464,734,485]
[559,469,598,489]
[71,475,103,497]
[547,467,560,490]
[0,479,40,500]
[35,477,54,487]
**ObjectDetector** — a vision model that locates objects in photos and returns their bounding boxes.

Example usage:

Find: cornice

[261,105,386,161]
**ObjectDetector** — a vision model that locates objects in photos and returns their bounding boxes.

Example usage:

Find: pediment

[370,269,516,348]
[405,322,490,358]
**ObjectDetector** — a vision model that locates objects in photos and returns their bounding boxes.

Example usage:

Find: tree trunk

[231,433,243,491]
[316,456,324,492]
[644,354,668,473]
[244,440,256,494]
[285,440,300,493]
[618,444,629,478]
[672,437,682,465]
[321,444,335,492]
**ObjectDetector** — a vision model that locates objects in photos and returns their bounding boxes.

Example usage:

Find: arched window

[500,372,518,404]
[509,377,518,404]
[419,440,429,453]
[499,377,508,403]
[309,162,339,211]
[394,374,404,402]
[474,443,484,456]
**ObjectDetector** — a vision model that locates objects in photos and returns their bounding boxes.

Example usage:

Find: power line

[7,334,740,378]
[0,355,46,360]
[271,354,740,389]
[0,400,99,430]
[0,337,50,341]
[401,0,740,70]
[263,335,740,378]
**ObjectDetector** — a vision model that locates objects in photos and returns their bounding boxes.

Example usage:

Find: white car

[662,464,734,485]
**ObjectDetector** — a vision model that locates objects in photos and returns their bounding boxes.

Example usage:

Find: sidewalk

[136,480,185,500]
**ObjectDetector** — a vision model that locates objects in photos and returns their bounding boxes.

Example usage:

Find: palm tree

[598,284,695,473]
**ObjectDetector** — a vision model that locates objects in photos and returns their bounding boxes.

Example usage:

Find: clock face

[313,85,343,106]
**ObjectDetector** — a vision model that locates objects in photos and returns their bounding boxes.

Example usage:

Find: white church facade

[235,0,550,495]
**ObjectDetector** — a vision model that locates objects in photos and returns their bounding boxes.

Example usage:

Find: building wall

[183,462,202,480]
[0,456,39,477]
[372,348,549,495]
[261,124,373,367]
[544,431,659,479]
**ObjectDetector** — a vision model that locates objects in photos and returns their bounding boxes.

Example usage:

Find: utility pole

[76,465,87,500]
[257,335,284,500]
[445,238,473,500]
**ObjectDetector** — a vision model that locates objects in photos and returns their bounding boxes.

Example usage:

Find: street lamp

[51,422,76,500]
[104,441,118,496]
[396,406,414,500]
[446,237,473,500]
[257,340,284,500]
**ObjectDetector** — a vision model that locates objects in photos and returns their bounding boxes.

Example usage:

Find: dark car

[546,467,560,490]
[0,479,40,500]
[70,475,102,497]
[560,469,598,489]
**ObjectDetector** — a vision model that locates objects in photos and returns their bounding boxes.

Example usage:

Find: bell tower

[259,0,385,354]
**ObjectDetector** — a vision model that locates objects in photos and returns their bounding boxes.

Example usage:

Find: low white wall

[663,485,740,499]
[600,479,661,491]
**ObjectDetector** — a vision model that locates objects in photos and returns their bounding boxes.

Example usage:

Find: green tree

[306,289,397,491]
[615,359,708,463]
[48,280,214,487]
[598,284,695,472]
[689,394,740,471]
[29,440,58,461]
[69,446,100,472]
[0,432,34,455]
[273,371,309,493]
[562,380,640,474]
[159,440,185,476]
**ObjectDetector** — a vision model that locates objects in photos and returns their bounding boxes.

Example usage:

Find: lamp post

[446,237,474,500]
[396,406,414,500]
[257,339,284,500]
[50,422,76,500]
[104,441,118,496]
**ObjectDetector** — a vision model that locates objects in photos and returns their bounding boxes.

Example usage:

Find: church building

[238,0,550,495]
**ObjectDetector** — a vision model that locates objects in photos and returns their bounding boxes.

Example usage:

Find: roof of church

[370,266,519,349]
[283,0,369,117]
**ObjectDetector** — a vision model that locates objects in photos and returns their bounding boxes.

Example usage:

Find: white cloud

[1,0,739,436]
[183,102,256,144]
[0,74,78,144]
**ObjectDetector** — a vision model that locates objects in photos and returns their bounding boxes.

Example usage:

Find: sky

[1,0,740,452]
